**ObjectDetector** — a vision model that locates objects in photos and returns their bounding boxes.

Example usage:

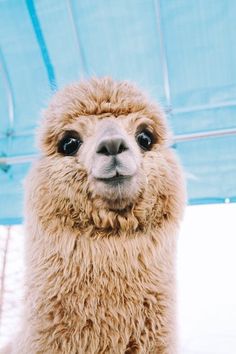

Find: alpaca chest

[30,254,172,354]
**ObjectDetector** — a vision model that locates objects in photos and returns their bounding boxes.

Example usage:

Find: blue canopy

[0,0,236,224]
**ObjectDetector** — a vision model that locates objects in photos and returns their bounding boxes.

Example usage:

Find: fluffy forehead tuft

[38,77,169,154]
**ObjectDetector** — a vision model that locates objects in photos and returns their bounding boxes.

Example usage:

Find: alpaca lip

[96,175,132,185]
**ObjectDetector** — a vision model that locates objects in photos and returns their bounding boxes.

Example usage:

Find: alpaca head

[33,78,185,233]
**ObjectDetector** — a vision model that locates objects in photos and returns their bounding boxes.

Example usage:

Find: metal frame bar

[0,129,34,139]
[1,128,236,165]
[0,154,36,165]
[26,0,57,92]
[173,100,236,114]
[174,127,236,142]
[154,0,171,110]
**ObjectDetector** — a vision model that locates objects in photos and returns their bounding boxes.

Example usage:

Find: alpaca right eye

[58,136,82,156]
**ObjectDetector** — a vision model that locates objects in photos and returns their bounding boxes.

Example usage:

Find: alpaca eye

[58,135,82,156]
[136,131,154,151]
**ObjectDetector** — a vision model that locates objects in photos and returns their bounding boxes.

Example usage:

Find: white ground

[0,204,236,353]
[178,204,236,354]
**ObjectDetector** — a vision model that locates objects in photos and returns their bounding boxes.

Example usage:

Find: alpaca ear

[144,100,173,147]
[158,122,172,148]
[159,112,173,147]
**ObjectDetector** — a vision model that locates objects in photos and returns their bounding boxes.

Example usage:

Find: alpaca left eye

[136,131,154,151]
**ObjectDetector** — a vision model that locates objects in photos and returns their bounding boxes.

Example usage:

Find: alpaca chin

[90,174,141,209]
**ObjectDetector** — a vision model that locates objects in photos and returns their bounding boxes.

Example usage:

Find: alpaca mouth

[92,172,138,206]
[96,174,132,186]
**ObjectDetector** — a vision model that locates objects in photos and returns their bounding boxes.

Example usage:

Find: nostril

[98,145,110,156]
[117,144,127,154]
[96,137,128,156]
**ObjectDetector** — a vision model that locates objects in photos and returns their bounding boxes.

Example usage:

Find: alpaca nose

[96,136,128,156]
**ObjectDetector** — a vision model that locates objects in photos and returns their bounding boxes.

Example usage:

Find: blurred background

[0,1,236,353]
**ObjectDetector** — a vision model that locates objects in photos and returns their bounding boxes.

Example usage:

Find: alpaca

[10,78,185,353]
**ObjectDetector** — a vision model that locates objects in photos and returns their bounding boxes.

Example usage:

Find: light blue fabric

[0,0,236,224]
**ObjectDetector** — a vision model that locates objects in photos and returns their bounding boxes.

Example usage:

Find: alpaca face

[36,78,183,228]
[55,114,160,210]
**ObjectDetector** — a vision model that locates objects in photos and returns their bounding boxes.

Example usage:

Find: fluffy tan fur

[9,78,186,353]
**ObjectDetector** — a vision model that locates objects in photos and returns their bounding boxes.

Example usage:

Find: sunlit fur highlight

[9,78,186,354]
